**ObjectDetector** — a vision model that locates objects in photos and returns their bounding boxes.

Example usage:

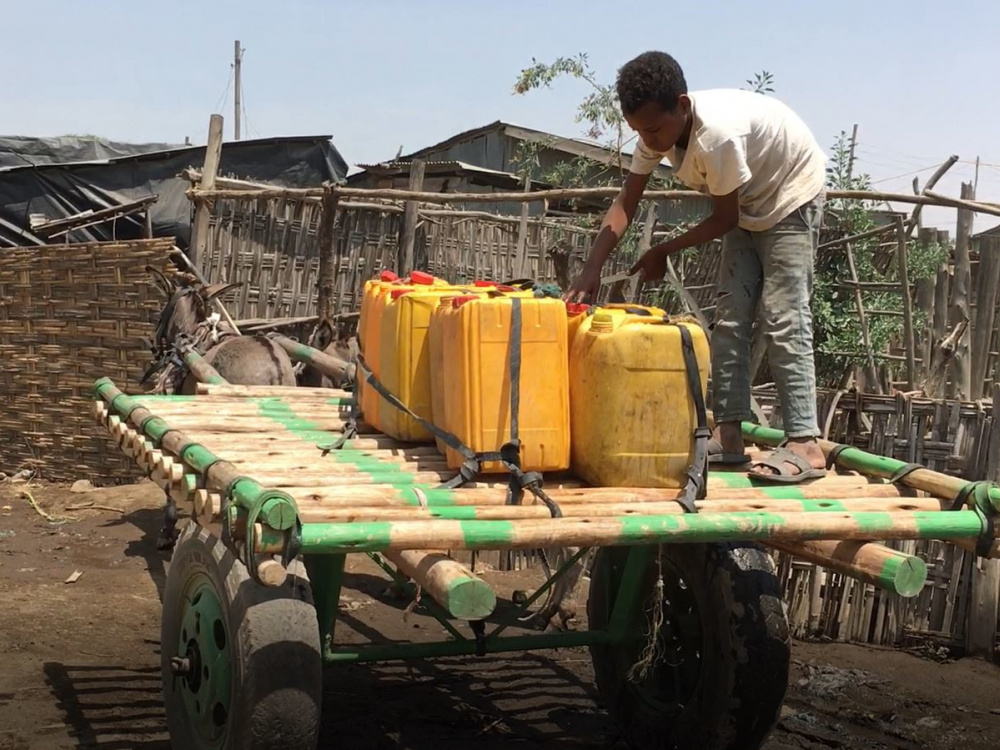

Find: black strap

[825,443,851,470]
[347,297,562,518]
[676,325,709,514]
[500,278,536,289]
[889,463,923,486]
[951,479,983,512]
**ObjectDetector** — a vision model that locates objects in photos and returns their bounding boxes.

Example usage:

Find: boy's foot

[708,423,750,467]
[748,438,827,484]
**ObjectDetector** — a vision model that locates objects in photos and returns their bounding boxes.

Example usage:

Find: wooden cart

[92,377,998,750]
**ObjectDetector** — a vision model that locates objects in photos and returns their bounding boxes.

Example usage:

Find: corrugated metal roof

[396,120,673,179]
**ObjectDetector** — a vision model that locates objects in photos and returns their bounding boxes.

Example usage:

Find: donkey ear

[146,266,176,298]
[200,282,244,302]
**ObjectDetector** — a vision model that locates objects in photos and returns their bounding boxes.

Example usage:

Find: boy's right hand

[563,263,603,303]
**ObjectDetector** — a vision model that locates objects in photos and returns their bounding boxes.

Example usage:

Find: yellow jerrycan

[360,271,445,429]
[378,284,486,442]
[439,294,570,473]
[569,308,710,487]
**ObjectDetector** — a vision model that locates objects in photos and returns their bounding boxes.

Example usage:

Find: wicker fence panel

[202,197,402,320]
[0,238,174,482]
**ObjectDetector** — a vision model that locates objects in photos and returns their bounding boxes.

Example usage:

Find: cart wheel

[587,543,789,750]
[161,522,322,750]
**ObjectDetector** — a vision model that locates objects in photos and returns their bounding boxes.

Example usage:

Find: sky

[2,0,998,230]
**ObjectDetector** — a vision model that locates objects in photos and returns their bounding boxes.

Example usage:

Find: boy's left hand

[629,246,668,282]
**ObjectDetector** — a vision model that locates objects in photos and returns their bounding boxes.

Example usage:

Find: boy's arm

[629,189,739,280]
[563,171,650,302]
[631,137,750,280]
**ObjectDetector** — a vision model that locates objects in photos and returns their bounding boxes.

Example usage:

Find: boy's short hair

[616,51,688,115]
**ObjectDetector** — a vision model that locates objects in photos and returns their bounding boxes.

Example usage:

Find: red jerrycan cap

[451,295,479,308]
[565,302,589,315]
[390,289,412,300]
[409,271,435,285]
[379,270,399,282]
[473,279,495,287]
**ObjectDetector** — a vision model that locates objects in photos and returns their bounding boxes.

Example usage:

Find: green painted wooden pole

[180,348,228,385]
[253,510,986,555]
[268,333,356,383]
[769,540,927,598]
[94,378,299,533]
[324,629,610,664]
[742,422,1000,513]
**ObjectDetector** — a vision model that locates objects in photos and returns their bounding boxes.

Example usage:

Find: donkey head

[146,266,242,353]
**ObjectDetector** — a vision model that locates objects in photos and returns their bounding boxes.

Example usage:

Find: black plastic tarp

[0,134,186,169]
[0,135,348,249]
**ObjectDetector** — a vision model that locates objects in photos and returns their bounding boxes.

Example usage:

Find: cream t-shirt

[629,89,827,231]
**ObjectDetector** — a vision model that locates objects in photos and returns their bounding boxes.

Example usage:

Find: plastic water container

[438,295,570,473]
[360,271,442,429]
[569,308,710,487]
[378,286,481,442]
[566,302,591,347]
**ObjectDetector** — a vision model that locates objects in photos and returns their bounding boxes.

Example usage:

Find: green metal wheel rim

[175,572,233,749]
[621,557,703,717]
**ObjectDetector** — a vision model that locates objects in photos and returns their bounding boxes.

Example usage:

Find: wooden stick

[267,333,356,383]
[188,184,1000,214]
[905,156,959,241]
[190,115,224,268]
[149,416,352,433]
[895,216,916,390]
[316,190,340,322]
[398,159,426,275]
[949,182,975,398]
[924,189,1000,219]
[193,383,353,399]
[921,319,969,398]
[817,222,897,250]
[845,237,882,393]
[293,497,945,522]
[915,227,939,380]
[256,510,984,554]
[769,540,927,598]
[141,403,354,418]
[385,550,496,620]
[970,235,1000,399]
[513,176,531,279]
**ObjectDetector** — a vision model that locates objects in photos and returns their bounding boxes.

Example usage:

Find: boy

[565,50,828,483]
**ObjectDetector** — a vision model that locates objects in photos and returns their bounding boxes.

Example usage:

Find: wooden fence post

[949,182,974,399]
[965,384,1000,659]
[915,227,939,380]
[513,177,531,279]
[398,159,426,274]
[316,188,341,322]
[895,216,916,390]
[933,230,952,376]
[190,114,224,270]
[971,235,1000,399]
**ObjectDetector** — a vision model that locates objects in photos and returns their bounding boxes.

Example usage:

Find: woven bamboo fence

[195,193,726,322]
[0,238,174,482]
[755,384,1000,651]
[201,196,401,321]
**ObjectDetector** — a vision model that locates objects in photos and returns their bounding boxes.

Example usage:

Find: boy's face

[624,95,692,153]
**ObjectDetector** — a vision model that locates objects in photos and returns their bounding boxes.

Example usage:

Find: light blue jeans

[711,193,824,438]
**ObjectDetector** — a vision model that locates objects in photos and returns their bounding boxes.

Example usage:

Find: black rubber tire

[161,522,322,750]
[587,543,790,750]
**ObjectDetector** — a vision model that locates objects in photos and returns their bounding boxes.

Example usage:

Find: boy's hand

[563,262,603,303]
[629,246,669,282]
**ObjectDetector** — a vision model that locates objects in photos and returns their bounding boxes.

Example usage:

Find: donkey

[143,267,298,548]
[296,317,359,391]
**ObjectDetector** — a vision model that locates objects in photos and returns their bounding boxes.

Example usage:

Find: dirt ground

[2,480,1000,750]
